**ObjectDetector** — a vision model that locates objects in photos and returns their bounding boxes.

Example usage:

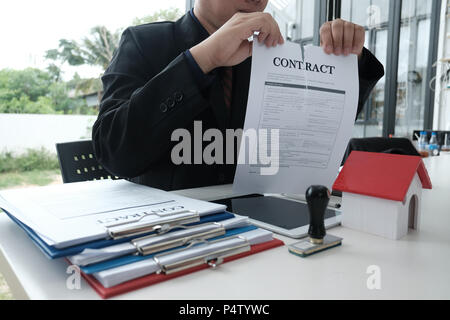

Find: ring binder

[153,236,251,275]
[131,222,226,256]
[106,210,200,240]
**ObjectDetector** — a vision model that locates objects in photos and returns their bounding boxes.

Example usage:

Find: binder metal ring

[106,210,200,240]
[153,236,251,275]
[131,223,226,256]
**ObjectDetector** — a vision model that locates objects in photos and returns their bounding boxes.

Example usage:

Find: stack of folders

[0,179,284,298]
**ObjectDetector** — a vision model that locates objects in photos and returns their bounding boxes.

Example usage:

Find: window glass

[362,29,388,137]
[351,0,371,27]
[374,30,388,79]
[416,19,431,68]
[394,0,432,137]
[397,26,411,84]
[341,0,352,21]
[401,0,415,19]
[416,0,432,16]
[371,0,390,24]
[267,0,316,43]
[300,0,315,38]
[342,0,388,138]
[270,0,435,138]
[364,30,370,49]
[267,0,296,40]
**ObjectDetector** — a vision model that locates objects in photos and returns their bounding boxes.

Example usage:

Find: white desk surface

[1,157,450,300]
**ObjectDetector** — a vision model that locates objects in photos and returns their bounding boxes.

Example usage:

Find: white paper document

[233,41,359,195]
[0,179,226,248]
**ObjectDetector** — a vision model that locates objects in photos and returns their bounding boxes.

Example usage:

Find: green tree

[33,7,183,116]
[0,68,89,115]
[48,81,93,115]
[46,26,120,70]
[0,95,30,114]
[0,68,53,102]
[68,73,102,96]
[133,7,183,25]
[46,7,183,72]
[46,63,63,82]
[0,68,54,114]
[23,96,55,114]
[45,26,120,101]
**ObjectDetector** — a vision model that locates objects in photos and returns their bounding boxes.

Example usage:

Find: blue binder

[2,210,234,259]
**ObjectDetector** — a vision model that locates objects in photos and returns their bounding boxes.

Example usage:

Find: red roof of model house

[333,151,432,202]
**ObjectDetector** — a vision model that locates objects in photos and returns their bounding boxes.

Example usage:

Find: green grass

[0,169,61,190]
[0,148,61,189]
[0,148,60,173]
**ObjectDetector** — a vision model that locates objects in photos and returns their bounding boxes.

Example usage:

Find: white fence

[0,114,98,154]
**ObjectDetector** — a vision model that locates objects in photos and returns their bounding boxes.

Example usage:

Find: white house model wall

[341,173,423,240]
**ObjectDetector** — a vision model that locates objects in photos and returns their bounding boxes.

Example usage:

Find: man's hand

[320,19,365,57]
[190,12,284,74]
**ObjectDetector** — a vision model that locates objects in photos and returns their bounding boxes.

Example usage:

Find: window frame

[335,0,442,137]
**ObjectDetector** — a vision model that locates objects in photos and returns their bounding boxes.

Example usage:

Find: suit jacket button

[166,97,176,109]
[174,92,184,102]
[160,103,168,113]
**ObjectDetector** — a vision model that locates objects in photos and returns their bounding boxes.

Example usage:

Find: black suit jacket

[93,13,385,191]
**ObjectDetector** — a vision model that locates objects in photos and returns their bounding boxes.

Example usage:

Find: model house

[333,151,432,240]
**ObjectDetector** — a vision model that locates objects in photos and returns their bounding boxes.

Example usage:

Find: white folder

[69,216,250,266]
[93,229,274,288]
[0,179,226,248]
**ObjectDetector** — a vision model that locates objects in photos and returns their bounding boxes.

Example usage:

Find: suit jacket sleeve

[356,47,385,118]
[93,26,212,178]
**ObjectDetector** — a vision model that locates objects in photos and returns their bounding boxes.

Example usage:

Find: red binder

[78,239,284,299]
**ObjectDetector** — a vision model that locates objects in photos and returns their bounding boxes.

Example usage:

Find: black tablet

[212,194,341,239]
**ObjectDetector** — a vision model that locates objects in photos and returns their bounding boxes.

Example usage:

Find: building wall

[0,114,97,154]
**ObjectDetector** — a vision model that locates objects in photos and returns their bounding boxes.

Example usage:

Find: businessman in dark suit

[93,0,384,191]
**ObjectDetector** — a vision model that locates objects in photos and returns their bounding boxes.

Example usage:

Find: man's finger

[271,20,283,47]
[320,22,333,54]
[343,21,355,56]
[353,25,365,55]
[251,13,281,47]
[258,31,269,43]
[265,34,276,47]
[331,19,344,55]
